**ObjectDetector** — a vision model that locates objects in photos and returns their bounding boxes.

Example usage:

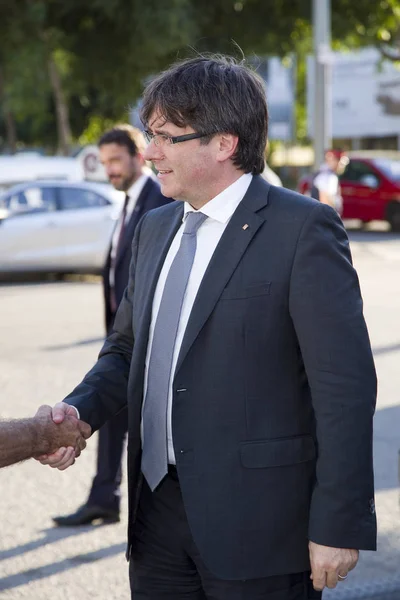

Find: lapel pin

[242,224,249,230]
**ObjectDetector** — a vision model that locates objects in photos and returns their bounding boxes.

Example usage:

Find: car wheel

[386,202,400,232]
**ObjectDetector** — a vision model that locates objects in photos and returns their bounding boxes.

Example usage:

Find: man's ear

[215,133,239,163]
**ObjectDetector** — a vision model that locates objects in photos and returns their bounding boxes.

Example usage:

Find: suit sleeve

[63,214,147,432]
[289,202,377,550]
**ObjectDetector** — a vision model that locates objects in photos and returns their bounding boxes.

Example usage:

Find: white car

[0,149,107,194]
[0,180,124,274]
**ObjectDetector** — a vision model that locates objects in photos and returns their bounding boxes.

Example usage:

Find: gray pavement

[0,227,399,599]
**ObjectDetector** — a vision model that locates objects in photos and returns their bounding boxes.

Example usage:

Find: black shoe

[52,503,120,527]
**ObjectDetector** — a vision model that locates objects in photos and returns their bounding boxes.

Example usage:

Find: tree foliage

[0,0,399,151]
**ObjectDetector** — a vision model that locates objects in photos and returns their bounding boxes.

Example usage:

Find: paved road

[0,229,399,599]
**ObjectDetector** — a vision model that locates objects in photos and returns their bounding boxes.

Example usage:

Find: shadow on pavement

[41,337,104,351]
[323,579,400,600]
[0,541,126,592]
[0,524,117,562]
[372,342,400,357]
[347,230,400,244]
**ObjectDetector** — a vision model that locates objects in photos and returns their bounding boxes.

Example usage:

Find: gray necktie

[141,211,208,491]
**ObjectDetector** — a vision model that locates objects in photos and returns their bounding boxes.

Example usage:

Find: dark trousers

[87,407,128,511]
[129,467,322,600]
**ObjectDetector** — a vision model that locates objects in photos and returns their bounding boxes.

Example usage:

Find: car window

[340,161,379,184]
[372,158,400,183]
[59,187,109,210]
[3,186,56,214]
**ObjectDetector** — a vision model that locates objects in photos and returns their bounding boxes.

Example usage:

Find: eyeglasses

[143,131,211,147]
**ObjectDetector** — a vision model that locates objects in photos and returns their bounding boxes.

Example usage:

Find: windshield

[372,158,400,182]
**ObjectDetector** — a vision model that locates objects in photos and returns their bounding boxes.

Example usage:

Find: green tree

[1,0,399,150]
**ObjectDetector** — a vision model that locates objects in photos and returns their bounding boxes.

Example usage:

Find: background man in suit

[0,405,90,469]
[40,56,376,599]
[53,125,171,526]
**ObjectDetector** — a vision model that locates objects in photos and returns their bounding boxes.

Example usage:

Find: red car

[298,154,400,231]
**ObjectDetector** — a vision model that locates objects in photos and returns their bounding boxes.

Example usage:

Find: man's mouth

[157,169,173,180]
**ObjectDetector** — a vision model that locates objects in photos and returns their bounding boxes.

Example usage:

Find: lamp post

[313,0,332,169]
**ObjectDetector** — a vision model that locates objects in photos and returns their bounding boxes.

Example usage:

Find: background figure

[310,148,348,214]
[261,162,282,186]
[0,405,90,469]
[261,142,282,187]
[53,125,171,527]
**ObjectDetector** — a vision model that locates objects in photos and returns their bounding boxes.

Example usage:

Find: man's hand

[34,404,91,471]
[309,541,359,590]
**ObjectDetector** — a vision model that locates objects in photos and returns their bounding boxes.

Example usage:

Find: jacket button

[369,499,375,514]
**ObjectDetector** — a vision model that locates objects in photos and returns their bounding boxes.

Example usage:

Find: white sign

[307,47,400,139]
[257,56,296,141]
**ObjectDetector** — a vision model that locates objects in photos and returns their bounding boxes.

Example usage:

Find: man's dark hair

[140,55,268,175]
[98,124,145,156]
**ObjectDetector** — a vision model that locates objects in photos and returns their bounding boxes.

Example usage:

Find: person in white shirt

[37,56,375,600]
[311,149,348,215]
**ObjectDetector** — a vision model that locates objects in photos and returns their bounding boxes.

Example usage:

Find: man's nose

[143,141,163,161]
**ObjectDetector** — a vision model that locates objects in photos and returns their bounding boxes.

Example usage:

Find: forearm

[64,229,138,430]
[64,344,130,430]
[0,418,46,468]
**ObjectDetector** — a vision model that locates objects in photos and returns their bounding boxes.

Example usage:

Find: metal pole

[313,0,332,169]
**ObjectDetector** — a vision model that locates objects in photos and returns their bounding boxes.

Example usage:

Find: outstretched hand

[35,403,91,471]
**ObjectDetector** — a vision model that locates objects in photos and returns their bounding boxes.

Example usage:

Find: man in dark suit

[40,56,376,599]
[53,125,171,526]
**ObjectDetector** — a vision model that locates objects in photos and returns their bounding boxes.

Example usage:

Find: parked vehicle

[0,147,107,194]
[297,152,400,231]
[0,180,123,274]
[261,164,283,187]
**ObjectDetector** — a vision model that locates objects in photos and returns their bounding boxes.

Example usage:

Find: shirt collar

[183,173,253,224]
[126,173,148,201]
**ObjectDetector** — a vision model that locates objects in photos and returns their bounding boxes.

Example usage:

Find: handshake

[0,402,91,470]
[34,403,91,469]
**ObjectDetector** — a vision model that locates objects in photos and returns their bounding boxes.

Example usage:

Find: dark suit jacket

[103,175,172,331]
[65,176,377,580]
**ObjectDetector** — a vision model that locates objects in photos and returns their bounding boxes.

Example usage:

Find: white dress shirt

[143,173,253,463]
[313,164,343,214]
[109,173,148,288]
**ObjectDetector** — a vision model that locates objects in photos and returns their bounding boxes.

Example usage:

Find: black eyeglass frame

[143,131,211,145]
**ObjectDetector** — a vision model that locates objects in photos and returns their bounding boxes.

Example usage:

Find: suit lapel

[116,178,153,266]
[176,176,270,373]
[134,201,184,343]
